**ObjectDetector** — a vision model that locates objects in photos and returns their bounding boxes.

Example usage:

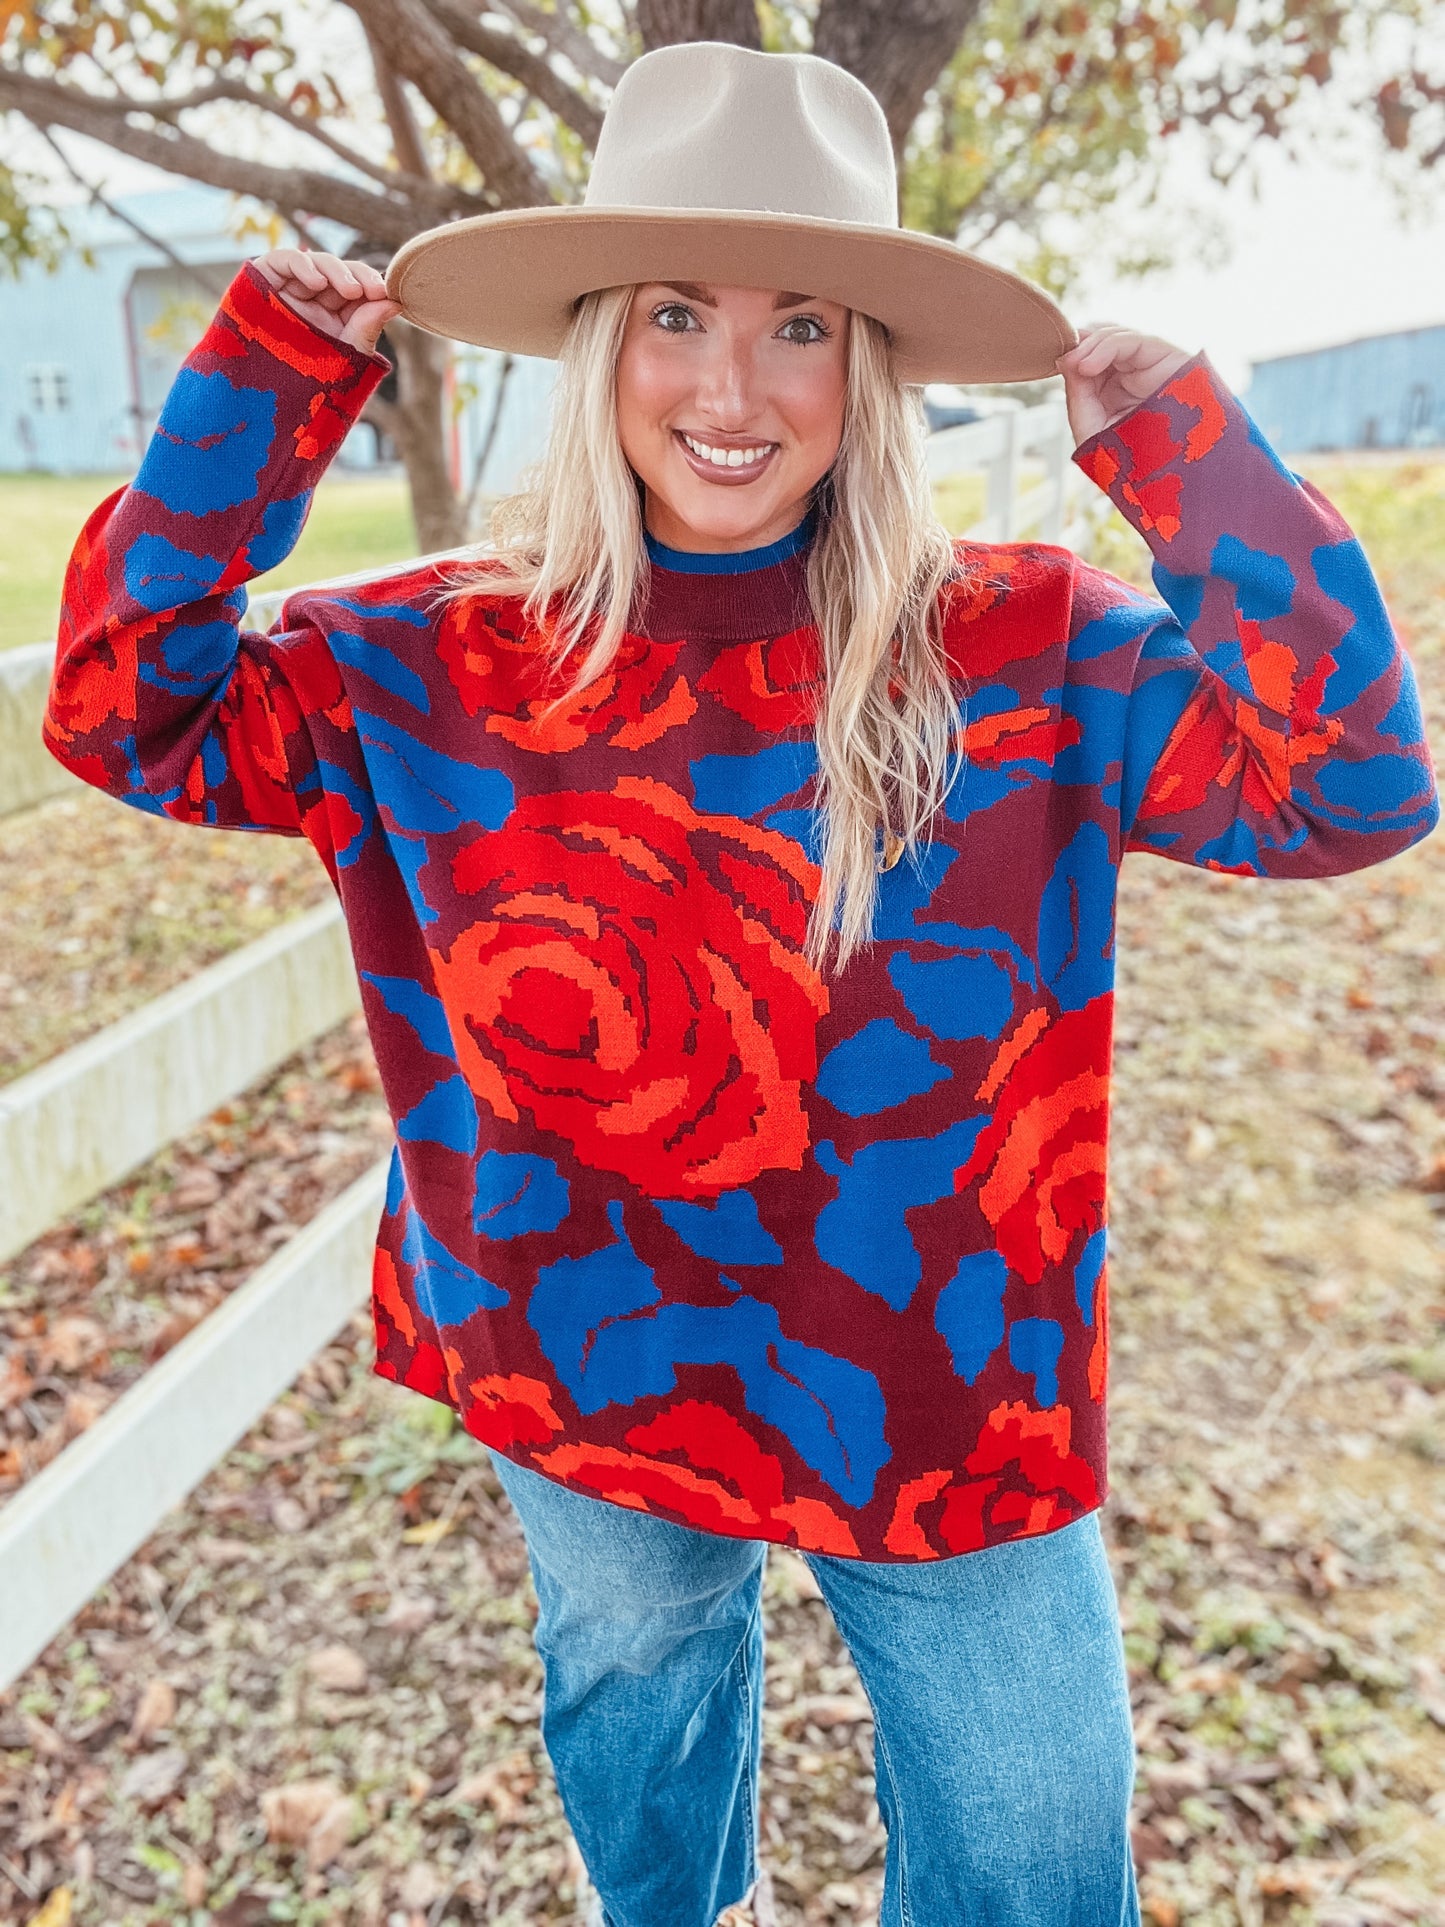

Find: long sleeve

[1069,353,1439,876]
[43,261,389,868]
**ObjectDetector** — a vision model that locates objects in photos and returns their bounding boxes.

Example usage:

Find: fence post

[1041,406,1070,541]
[987,409,1023,541]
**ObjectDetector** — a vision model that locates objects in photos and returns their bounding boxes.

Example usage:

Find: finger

[304,251,363,299]
[1074,331,1168,378]
[1057,323,1127,366]
[284,250,329,292]
[1113,355,1181,392]
[341,296,403,352]
[351,262,390,301]
[1072,337,1128,377]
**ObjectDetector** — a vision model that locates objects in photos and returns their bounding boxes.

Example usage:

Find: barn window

[24,364,71,414]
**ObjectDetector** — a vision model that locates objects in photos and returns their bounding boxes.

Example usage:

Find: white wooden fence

[0,400,1102,1689]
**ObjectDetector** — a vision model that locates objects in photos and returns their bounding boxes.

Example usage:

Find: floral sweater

[46,262,1439,1561]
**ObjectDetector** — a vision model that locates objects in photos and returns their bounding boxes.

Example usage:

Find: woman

[46,39,1437,1927]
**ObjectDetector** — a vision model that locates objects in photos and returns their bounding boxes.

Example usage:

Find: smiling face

[615,281,851,554]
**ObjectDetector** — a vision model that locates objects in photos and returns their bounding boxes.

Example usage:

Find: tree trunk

[636,0,762,52]
[813,0,984,159]
[367,318,466,554]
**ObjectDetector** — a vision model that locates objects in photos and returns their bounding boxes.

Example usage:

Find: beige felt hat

[386,41,1076,385]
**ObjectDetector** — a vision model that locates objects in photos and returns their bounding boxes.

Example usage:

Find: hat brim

[386,206,1076,385]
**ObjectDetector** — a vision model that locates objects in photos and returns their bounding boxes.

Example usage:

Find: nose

[692,325,760,429]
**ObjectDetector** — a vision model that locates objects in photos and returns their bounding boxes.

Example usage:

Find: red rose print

[1087,1278,1108,1403]
[962,702,1082,768]
[280,628,349,726]
[1122,472,1183,543]
[1133,630,1341,842]
[698,627,817,731]
[955,998,1111,1284]
[1161,364,1227,462]
[437,598,696,752]
[1115,408,1182,479]
[372,1245,416,1351]
[433,777,829,1197]
[883,1400,1098,1557]
[941,548,1073,677]
[217,657,304,829]
[1076,444,1119,492]
[222,271,363,385]
[451,1363,566,1449]
[48,510,139,746]
[376,1336,450,1401]
[531,1398,861,1554]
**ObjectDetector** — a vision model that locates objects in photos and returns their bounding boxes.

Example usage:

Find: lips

[673,429,779,486]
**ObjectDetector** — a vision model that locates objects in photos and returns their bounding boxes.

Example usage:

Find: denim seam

[707,1606,762,1927]
[738,1589,762,1900]
[867,1695,912,1927]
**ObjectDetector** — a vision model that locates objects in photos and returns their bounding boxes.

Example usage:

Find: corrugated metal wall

[1245,326,1445,454]
[0,186,557,494]
[0,188,254,475]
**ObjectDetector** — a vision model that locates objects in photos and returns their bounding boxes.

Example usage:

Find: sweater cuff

[1070,351,1238,547]
[214,262,390,465]
[221,258,392,385]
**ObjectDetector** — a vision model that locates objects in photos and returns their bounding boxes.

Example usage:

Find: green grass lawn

[0,471,416,651]
[3,454,1441,651]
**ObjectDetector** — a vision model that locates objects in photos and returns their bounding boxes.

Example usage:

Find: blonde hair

[443,283,968,970]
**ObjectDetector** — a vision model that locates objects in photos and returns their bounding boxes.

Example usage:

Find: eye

[648,301,697,334]
[779,314,832,346]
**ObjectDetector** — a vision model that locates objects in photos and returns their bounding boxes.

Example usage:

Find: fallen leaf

[25,1889,72,1927]
[130,1676,176,1740]
[119,1746,187,1806]
[305,1645,368,1692]
[451,1750,538,1824]
[304,1794,357,1871]
[261,1777,343,1846]
[400,1515,456,1546]
[780,1694,873,1731]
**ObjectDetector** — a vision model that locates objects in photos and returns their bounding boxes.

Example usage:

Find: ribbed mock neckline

[631,508,817,642]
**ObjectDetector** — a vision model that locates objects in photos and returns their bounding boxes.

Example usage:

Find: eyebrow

[656,281,818,310]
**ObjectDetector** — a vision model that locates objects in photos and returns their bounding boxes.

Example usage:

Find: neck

[631,505,817,642]
[642,505,817,575]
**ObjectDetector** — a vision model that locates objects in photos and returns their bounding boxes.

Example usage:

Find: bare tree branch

[423,0,606,147]
[0,69,473,245]
[38,127,233,298]
[135,76,415,193]
[342,0,554,206]
[636,0,761,52]
[464,350,516,533]
[488,0,629,88]
[364,27,435,179]
[814,0,984,157]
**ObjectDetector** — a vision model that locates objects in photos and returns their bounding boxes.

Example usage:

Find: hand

[1056,324,1195,446]
[251,248,401,356]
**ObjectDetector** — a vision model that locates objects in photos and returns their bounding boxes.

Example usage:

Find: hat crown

[584,41,898,230]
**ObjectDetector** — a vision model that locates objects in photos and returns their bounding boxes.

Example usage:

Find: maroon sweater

[45,264,1439,1559]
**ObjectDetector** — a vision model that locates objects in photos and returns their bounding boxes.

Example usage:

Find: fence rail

[1,1163,388,1689]
[1,397,1101,1692]
[0,903,360,1266]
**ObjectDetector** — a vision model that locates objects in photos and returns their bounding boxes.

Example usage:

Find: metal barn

[0,185,556,494]
[1244,323,1445,454]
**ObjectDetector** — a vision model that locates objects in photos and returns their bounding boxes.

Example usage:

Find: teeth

[683,433,774,467]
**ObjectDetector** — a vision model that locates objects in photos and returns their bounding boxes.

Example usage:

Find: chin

[681,476,784,518]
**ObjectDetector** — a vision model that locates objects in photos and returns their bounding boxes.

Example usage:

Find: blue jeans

[487,1449,1141,1927]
